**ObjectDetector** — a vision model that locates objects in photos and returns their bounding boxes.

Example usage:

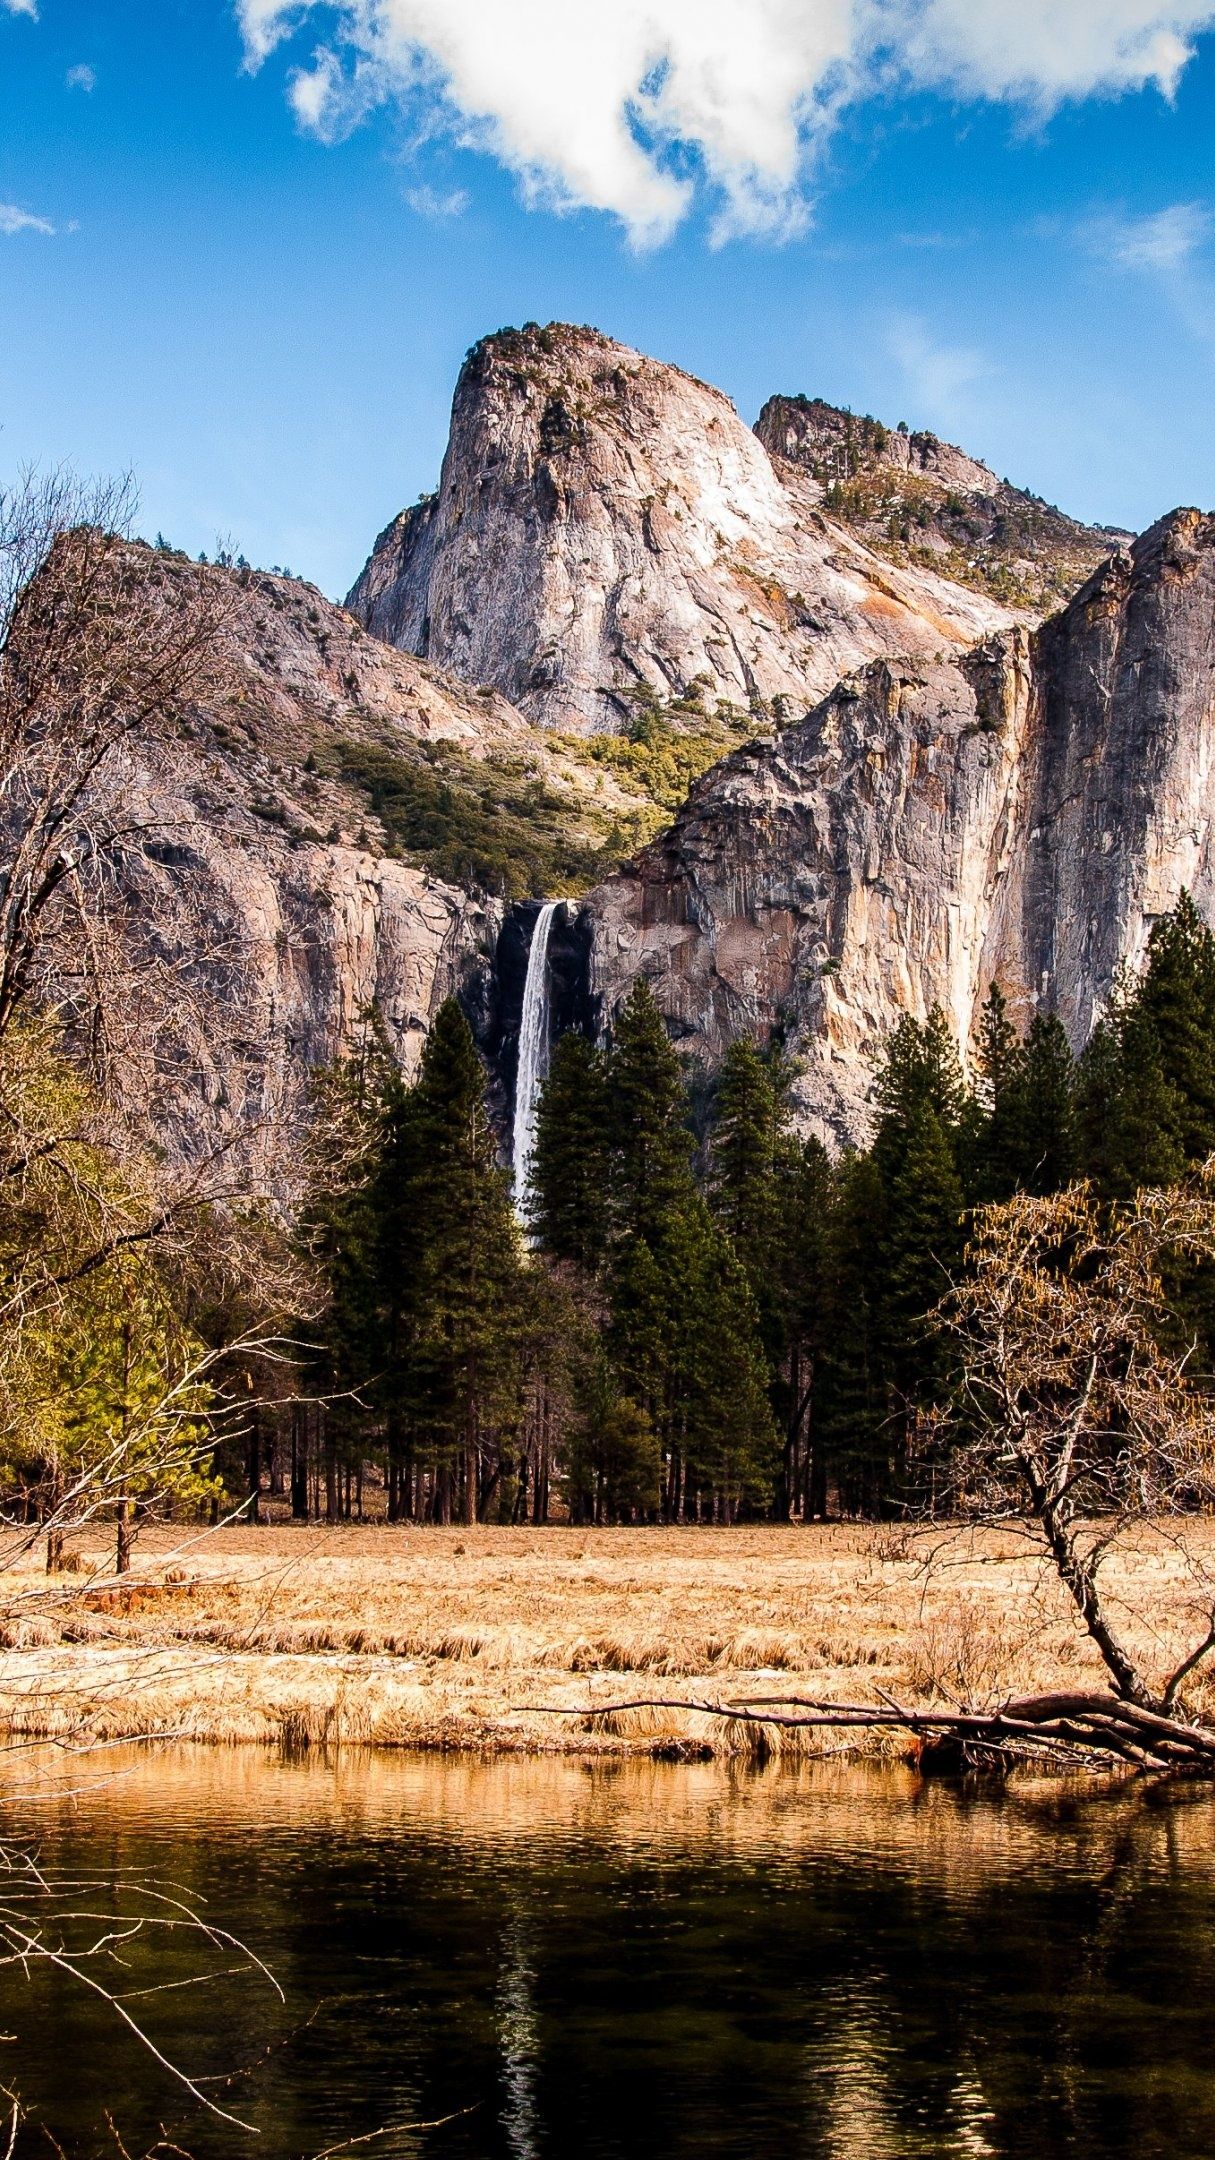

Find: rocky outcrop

[583,512,1215,1144]
[347,322,1015,735]
[81,548,639,1172]
[755,394,1129,615]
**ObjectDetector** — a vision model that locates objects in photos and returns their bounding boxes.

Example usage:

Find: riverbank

[0,1522,1209,1758]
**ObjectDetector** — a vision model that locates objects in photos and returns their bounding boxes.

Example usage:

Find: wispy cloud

[888,312,989,420]
[0,0,39,18]
[406,183,470,219]
[0,202,54,235]
[1076,198,1215,349]
[1086,199,1211,272]
[66,62,96,93]
[235,1,1215,246]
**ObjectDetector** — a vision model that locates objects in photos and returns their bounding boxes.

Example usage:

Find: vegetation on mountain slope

[757,392,1127,613]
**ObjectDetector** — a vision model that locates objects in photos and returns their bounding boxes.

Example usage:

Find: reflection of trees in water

[831,1793,1215,2160]
[800,1970,1000,2159]
[13,1751,1215,2159]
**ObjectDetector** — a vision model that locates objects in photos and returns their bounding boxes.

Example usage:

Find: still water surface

[5,1745,1215,2158]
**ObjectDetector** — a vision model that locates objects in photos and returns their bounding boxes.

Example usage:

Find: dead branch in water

[537,1687,1215,1773]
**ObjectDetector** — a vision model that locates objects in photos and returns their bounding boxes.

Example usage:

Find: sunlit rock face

[347,322,1014,736]
[105,319,1215,1165]
[68,549,529,1174]
[583,513,1215,1145]
[753,393,1128,616]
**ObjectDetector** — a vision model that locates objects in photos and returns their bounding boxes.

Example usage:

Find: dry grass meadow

[2,1519,1215,1761]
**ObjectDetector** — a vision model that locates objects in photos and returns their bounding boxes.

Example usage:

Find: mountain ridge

[754,392,1130,613]
[346,321,1020,737]
[583,507,1215,1143]
[45,322,1215,1160]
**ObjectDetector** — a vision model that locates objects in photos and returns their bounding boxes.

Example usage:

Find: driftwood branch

[536,1688,1215,1774]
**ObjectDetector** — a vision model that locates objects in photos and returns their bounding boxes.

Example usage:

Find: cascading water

[512,901,559,1218]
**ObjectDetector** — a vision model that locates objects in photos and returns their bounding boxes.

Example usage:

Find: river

[4,1745,1213,2157]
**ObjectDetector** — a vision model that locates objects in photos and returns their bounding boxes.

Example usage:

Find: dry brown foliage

[0,1519,1210,1761]
[939,1170,1215,1718]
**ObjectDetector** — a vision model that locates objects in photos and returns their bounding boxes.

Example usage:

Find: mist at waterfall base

[512,901,560,1220]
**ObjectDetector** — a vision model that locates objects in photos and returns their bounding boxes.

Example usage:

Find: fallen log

[526,1688,1215,1774]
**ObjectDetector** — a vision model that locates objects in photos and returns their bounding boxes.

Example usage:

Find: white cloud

[288,48,342,132]
[66,62,96,92]
[0,202,54,235]
[407,183,470,219]
[1088,199,1211,271]
[1078,199,1215,350]
[235,1,1215,245]
[0,0,38,18]
[888,313,988,416]
[897,1,1208,104]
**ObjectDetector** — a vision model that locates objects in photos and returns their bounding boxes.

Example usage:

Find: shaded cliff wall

[580,513,1215,1145]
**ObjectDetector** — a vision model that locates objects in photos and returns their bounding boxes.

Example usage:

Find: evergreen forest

[294,893,1215,1528]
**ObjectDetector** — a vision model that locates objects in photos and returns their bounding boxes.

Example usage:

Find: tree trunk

[291,1406,309,1520]
[247,1412,261,1525]
[116,1497,131,1576]
[324,1428,338,1524]
[1040,1490,1152,1706]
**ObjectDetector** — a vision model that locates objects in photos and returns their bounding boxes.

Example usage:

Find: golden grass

[1,1520,1214,1760]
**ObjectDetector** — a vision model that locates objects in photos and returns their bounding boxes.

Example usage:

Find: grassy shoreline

[0,1522,1209,1762]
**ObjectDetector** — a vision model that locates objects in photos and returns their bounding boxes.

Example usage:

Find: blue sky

[4,1,1215,598]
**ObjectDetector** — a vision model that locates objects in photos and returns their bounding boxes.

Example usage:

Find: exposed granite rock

[84,340,1210,1172]
[582,512,1215,1145]
[73,547,639,1170]
[755,394,1130,615]
[347,322,1015,735]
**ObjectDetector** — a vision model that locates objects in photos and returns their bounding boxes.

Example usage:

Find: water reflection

[2,1747,1213,2159]
[497,1914,541,2160]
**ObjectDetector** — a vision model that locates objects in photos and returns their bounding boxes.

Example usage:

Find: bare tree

[562,1171,1215,1773]
[938,1173,1215,1720]
[0,473,319,1524]
[0,471,231,1048]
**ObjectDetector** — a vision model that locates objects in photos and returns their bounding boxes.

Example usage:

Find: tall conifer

[530,1031,611,1271]
[405,999,524,1524]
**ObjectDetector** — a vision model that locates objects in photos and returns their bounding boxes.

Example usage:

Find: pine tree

[771,1136,833,1516]
[681,1220,778,1518]
[1076,985,1184,1196]
[817,1152,887,1515]
[604,981,695,1242]
[1134,891,1215,1163]
[863,1010,969,1506]
[296,1019,402,1520]
[880,1100,965,1422]
[874,1008,967,1143]
[530,1031,611,1272]
[970,982,1021,1201]
[373,1082,425,1518]
[566,1337,660,1523]
[709,1035,779,1270]
[404,999,525,1524]
[607,1232,674,1475]
[1006,1013,1077,1195]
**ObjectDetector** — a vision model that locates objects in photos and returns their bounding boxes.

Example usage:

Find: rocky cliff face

[348,323,1015,735]
[86,547,649,1173]
[583,512,1215,1144]
[754,395,1128,615]
[90,327,1215,1167]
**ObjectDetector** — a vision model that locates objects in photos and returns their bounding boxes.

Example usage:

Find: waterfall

[512,901,559,1217]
